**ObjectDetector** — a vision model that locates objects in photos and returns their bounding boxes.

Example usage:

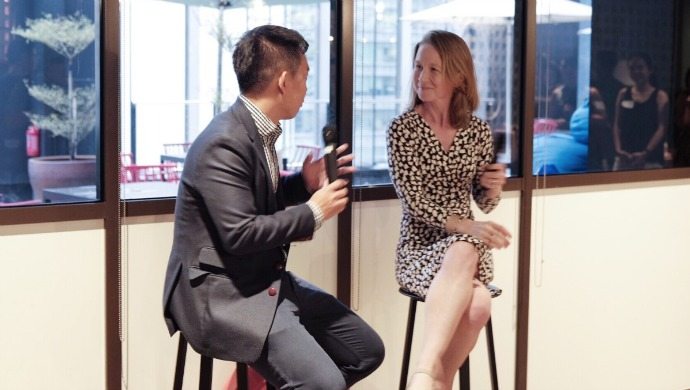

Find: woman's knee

[443,242,479,274]
[466,286,492,330]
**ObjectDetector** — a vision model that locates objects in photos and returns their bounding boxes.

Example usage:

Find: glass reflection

[533,0,592,175]
[0,0,100,206]
[534,0,679,175]
[673,68,690,167]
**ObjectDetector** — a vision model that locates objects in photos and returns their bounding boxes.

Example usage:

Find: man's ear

[278,70,288,94]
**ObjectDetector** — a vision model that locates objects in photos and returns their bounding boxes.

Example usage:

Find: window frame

[2,0,686,224]
[2,3,690,390]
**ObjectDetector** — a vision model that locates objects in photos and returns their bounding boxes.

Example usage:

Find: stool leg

[260,367,276,390]
[458,357,470,390]
[199,355,213,390]
[236,362,248,390]
[399,299,418,390]
[173,334,187,390]
[485,317,499,390]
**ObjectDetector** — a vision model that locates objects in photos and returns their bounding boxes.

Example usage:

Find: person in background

[546,57,578,130]
[387,30,510,390]
[592,50,625,124]
[612,52,669,170]
[590,50,624,170]
[162,25,383,390]
[533,87,607,175]
[672,68,690,166]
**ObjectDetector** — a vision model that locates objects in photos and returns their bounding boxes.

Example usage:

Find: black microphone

[322,124,338,183]
[491,130,506,164]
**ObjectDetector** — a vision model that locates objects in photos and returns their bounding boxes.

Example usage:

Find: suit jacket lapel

[230,99,278,212]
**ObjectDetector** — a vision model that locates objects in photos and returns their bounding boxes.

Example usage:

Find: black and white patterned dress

[387,110,500,298]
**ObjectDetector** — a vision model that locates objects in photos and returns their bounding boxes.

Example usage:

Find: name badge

[621,100,634,109]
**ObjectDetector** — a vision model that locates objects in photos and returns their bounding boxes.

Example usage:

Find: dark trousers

[250,272,384,390]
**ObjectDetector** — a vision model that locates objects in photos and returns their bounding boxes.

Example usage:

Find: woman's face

[628,57,651,85]
[413,43,455,105]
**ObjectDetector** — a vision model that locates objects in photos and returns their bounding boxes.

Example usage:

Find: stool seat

[398,284,502,301]
[398,284,501,390]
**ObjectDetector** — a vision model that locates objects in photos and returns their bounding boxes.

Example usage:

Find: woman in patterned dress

[387,30,511,390]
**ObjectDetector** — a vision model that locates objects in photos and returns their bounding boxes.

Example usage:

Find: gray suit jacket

[162,99,316,362]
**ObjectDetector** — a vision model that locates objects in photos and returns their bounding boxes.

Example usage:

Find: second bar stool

[398,285,501,390]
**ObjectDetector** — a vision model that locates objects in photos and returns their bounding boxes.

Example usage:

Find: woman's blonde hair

[407,30,479,129]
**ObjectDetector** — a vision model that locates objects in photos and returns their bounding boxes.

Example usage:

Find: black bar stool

[173,333,276,390]
[398,285,501,390]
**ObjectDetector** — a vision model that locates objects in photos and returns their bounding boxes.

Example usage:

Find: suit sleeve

[196,136,315,256]
[280,172,312,206]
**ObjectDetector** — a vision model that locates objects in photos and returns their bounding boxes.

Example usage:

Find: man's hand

[309,178,350,220]
[302,143,355,193]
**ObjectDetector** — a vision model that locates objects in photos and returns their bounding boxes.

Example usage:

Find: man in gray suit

[162,25,384,389]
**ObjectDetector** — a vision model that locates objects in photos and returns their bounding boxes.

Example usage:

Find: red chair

[533,118,559,134]
[163,142,192,156]
[284,144,321,172]
[161,143,190,176]
[120,152,134,166]
[120,163,180,183]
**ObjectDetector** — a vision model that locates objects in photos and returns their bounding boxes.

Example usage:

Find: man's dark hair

[232,25,309,94]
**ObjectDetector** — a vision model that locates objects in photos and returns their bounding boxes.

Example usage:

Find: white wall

[2,180,690,389]
[0,220,105,390]
[527,180,690,390]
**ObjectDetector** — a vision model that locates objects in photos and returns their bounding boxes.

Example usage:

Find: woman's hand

[479,163,507,197]
[460,219,511,249]
[630,150,648,166]
[616,149,633,160]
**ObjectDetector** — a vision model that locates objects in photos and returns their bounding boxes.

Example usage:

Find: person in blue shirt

[533,87,611,175]
[533,94,591,175]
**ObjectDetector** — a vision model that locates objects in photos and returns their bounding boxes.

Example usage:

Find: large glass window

[533,0,681,175]
[120,0,332,199]
[0,1,100,206]
[353,0,521,187]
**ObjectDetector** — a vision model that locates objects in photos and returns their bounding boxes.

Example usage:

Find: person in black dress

[612,53,669,170]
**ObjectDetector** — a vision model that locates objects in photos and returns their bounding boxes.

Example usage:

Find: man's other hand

[302,143,355,193]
